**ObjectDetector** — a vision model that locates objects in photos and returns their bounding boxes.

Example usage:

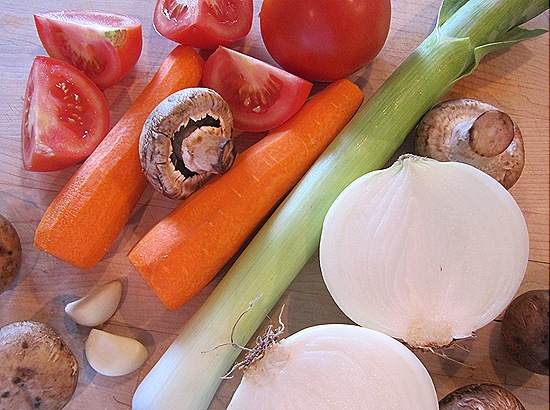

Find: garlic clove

[85,329,148,377]
[65,279,123,327]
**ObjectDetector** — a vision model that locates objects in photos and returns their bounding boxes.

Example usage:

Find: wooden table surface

[1,1,548,409]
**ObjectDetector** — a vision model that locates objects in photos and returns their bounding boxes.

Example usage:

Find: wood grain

[0,1,548,409]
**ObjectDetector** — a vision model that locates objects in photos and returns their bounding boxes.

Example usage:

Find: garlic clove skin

[65,279,123,327]
[85,329,148,377]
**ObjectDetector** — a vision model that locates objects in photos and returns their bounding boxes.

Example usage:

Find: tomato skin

[34,11,142,90]
[203,47,312,132]
[154,0,253,49]
[21,56,110,172]
[259,0,391,82]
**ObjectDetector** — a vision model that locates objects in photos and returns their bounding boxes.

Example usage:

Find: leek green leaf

[437,0,471,27]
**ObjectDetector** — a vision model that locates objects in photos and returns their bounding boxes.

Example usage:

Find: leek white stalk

[227,324,438,409]
[133,1,548,408]
[320,155,529,348]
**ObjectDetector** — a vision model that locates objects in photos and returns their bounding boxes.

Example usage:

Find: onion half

[227,324,438,409]
[320,155,529,348]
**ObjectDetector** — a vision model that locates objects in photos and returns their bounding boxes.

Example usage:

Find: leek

[132,0,548,408]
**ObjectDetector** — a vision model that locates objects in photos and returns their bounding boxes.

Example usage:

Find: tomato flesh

[203,47,312,132]
[34,11,142,90]
[22,57,110,172]
[154,0,253,49]
[259,0,391,82]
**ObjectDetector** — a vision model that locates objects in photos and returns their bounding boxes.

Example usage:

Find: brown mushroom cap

[0,321,79,410]
[0,214,22,294]
[501,289,549,375]
[139,87,237,200]
[439,383,526,410]
[415,99,524,189]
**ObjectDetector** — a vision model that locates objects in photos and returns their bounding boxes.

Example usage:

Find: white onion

[227,324,438,409]
[320,155,529,348]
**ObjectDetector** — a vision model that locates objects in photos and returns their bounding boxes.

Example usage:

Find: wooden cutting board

[1,1,548,408]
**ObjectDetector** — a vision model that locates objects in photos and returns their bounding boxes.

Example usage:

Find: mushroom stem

[181,127,236,174]
[468,110,515,157]
[414,98,525,189]
[451,110,515,159]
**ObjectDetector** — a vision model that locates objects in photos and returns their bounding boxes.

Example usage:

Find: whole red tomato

[259,0,391,82]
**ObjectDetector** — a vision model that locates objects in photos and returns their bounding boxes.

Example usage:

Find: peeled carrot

[34,46,204,269]
[128,79,364,310]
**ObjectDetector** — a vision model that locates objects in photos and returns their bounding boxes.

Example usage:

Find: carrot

[128,79,364,310]
[34,46,204,269]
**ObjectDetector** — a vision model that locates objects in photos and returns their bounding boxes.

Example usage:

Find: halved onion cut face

[319,155,529,348]
[227,324,438,409]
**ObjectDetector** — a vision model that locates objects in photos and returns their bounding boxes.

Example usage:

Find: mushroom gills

[170,115,234,176]
[414,98,524,189]
[139,87,236,200]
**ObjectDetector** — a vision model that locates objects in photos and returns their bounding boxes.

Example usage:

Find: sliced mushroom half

[415,99,524,189]
[139,87,237,200]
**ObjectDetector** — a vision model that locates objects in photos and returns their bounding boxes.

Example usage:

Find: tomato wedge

[21,56,110,172]
[154,0,253,49]
[203,47,313,132]
[34,11,142,90]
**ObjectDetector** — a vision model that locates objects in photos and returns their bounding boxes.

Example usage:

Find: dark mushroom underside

[170,115,222,178]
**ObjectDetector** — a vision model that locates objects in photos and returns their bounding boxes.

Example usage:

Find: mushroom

[0,321,78,410]
[501,289,549,375]
[0,214,22,294]
[139,87,237,200]
[439,383,526,410]
[414,99,524,189]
